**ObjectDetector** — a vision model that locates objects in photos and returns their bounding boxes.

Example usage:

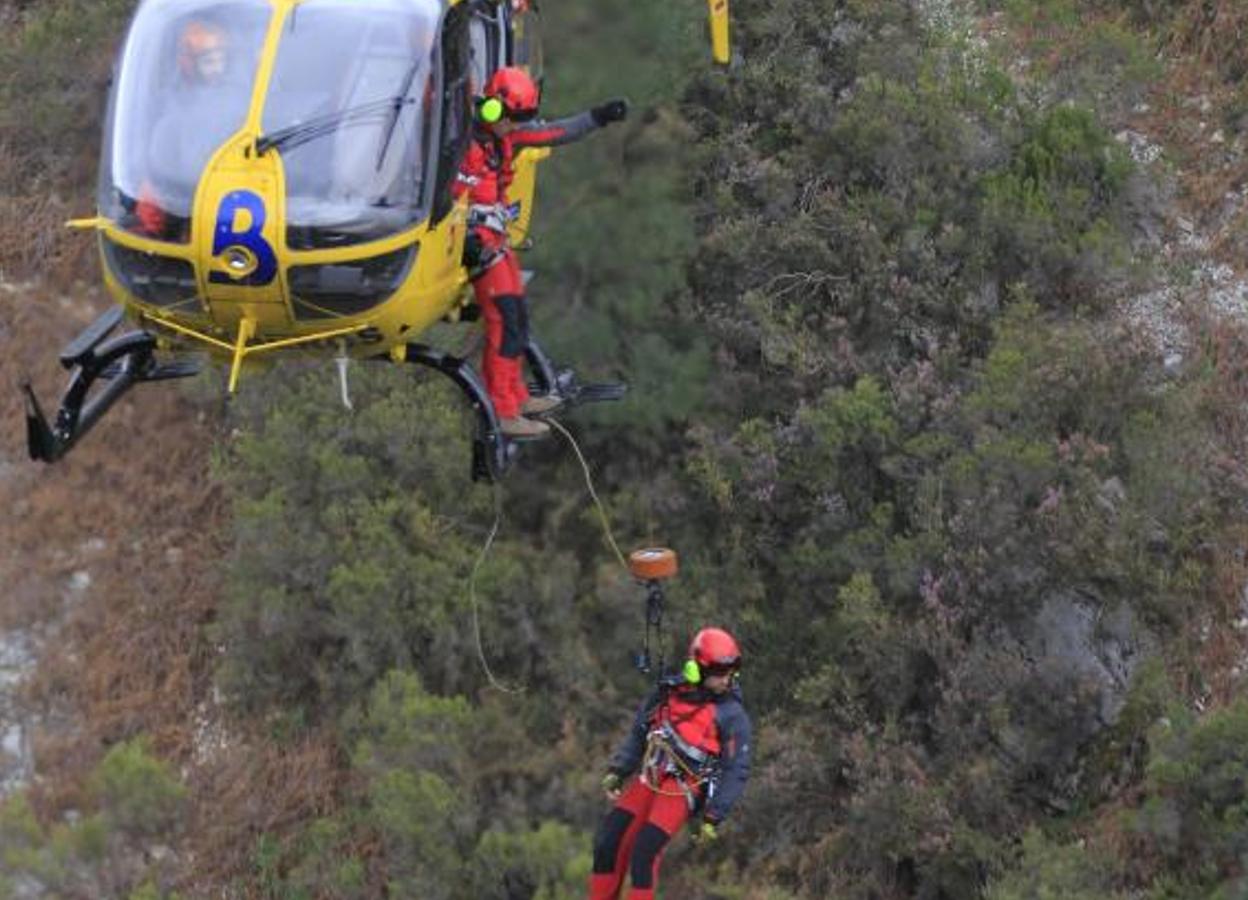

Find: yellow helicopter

[22,0,731,480]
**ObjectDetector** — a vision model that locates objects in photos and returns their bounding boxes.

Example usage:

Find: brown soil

[0,272,224,760]
[0,265,344,889]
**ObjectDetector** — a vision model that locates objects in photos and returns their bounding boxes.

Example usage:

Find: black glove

[591,99,629,126]
[602,771,624,799]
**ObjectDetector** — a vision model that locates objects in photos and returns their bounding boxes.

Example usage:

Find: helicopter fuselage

[90,0,543,381]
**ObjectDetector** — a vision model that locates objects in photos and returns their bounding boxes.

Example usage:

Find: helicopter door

[430,3,472,224]
[504,1,545,245]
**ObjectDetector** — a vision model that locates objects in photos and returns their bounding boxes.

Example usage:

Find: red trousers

[588,776,695,900]
[472,243,530,419]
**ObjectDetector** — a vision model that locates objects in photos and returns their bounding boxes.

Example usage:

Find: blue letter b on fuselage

[211,190,277,286]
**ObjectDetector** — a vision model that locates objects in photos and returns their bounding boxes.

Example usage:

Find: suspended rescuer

[588,627,752,900]
[453,66,628,439]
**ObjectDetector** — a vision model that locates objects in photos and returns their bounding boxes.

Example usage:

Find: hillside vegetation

[4,0,1248,897]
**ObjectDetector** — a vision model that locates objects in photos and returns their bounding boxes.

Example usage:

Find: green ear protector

[682,659,739,684]
[477,96,505,124]
[683,658,702,684]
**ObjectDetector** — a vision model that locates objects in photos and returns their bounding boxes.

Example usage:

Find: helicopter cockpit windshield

[263,0,441,250]
[98,0,270,244]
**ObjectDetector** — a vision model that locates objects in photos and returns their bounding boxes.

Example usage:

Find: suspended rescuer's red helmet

[687,627,742,681]
[479,66,540,123]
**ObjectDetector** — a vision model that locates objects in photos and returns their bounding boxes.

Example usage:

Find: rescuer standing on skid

[454,66,628,439]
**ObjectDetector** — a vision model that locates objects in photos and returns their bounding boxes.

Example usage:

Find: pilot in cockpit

[135,17,252,238]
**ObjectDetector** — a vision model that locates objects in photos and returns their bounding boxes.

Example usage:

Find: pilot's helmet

[177,20,228,83]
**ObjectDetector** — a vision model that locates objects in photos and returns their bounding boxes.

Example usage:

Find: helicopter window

[264,0,441,250]
[468,6,503,95]
[98,0,271,244]
[508,2,543,85]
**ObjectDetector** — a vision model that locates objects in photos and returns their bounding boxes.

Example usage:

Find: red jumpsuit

[588,681,752,900]
[453,111,601,419]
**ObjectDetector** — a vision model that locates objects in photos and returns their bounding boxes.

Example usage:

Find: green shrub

[986,828,1126,899]
[468,821,590,900]
[0,0,135,187]
[0,740,184,896]
[1135,700,1248,877]
[90,737,187,838]
[982,105,1134,305]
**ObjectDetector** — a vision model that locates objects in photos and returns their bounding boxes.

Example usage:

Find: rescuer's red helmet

[482,66,540,122]
[689,627,741,674]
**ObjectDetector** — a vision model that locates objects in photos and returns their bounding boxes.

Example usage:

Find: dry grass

[0,6,353,888]
[1186,317,1248,705]
[183,733,346,888]
[1,282,354,887]
[1166,0,1248,83]
[0,195,97,289]
[0,280,215,729]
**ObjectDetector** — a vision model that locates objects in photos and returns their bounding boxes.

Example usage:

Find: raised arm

[510,99,629,149]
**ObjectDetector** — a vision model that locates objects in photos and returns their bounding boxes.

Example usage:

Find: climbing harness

[640,705,719,808]
[641,732,705,807]
[467,202,514,234]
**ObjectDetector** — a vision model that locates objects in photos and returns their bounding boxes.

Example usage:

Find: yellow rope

[547,417,630,573]
[468,481,525,694]
[466,415,629,694]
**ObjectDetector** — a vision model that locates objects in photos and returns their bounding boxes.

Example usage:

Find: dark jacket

[609,681,752,824]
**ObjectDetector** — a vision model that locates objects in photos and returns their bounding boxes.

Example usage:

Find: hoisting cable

[642,577,666,678]
[465,416,627,693]
[467,480,526,694]
[546,416,629,573]
[547,417,680,683]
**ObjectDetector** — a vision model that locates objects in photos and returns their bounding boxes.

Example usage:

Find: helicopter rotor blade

[708,0,730,64]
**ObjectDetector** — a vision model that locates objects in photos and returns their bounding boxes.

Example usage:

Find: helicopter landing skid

[23,306,201,463]
[397,343,516,483]
[525,339,627,409]
[396,340,625,483]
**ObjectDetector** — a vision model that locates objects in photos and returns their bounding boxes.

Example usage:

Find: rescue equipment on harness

[638,626,744,807]
[641,707,716,809]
